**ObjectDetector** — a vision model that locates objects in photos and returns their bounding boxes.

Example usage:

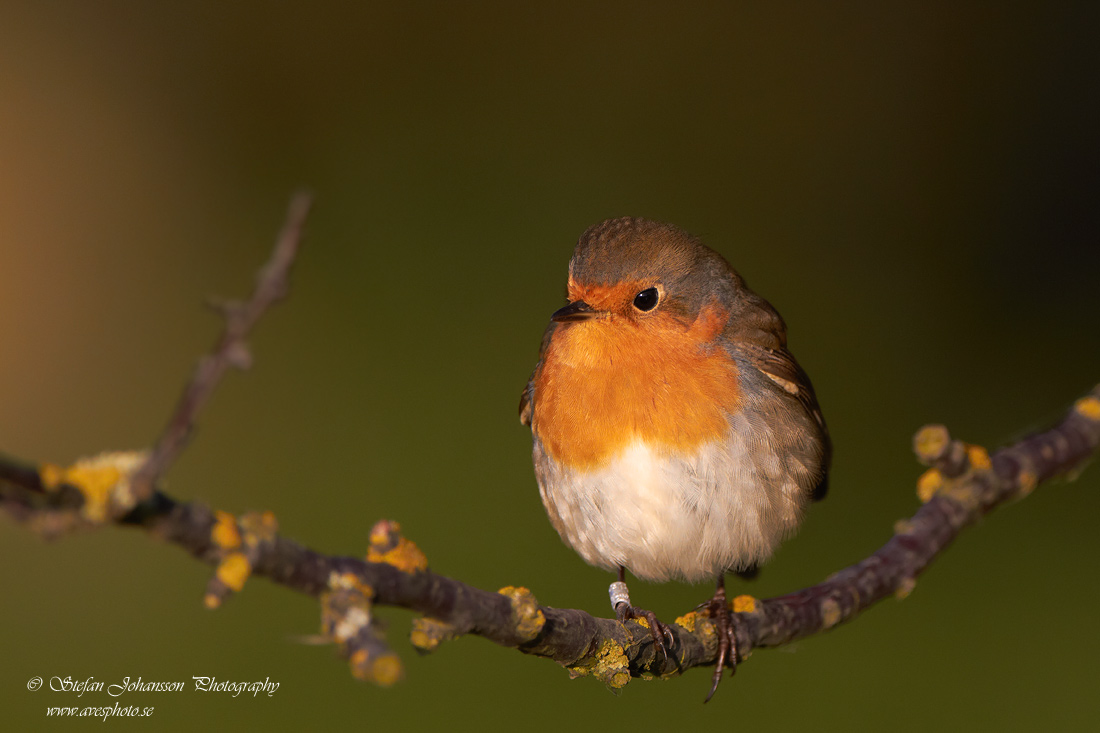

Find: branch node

[410,617,459,653]
[348,644,404,687]
[497,586,546,643]
[224,342,254,371]
[322,570,403,686]
[322,571,376,642]
[367,520,428,574]
[913,424,969,476]
[203,510,277,608]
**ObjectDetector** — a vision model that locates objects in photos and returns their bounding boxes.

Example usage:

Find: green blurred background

[2,2,1098,730]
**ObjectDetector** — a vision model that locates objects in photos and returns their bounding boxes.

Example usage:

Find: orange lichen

[673,610,699,632]
[211,511,242,550]
[366,521,428,574]
[532,302,738,469]
[497,586,545,642]
[966,444,992,471]
[732,595,756,613]
[215,552,251,592]
[349,649,404,687]
[916,468,943,502]
[1075,396,1100,421]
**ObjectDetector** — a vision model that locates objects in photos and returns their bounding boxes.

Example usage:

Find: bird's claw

[701,586,740,702]
[615,602,674,662]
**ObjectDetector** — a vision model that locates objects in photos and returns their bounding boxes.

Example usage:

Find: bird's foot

[609,580,674,662]
[701,583,740,703]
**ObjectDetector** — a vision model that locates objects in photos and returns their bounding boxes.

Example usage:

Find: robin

[519,217,830,700]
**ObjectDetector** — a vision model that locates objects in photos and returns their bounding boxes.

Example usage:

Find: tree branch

[2,196,1098,689]
[127,191,313,507]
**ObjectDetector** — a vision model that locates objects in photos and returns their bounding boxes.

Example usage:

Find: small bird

[520,217,830,700]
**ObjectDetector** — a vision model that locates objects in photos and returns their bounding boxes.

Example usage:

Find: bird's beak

[551,300,600,322]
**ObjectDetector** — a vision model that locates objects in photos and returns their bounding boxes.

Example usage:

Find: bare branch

[2,195,1098,689]
[127,192,313,506]
[3,386,1097,687]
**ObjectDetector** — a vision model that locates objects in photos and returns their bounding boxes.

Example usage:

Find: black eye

[632,287,660,312]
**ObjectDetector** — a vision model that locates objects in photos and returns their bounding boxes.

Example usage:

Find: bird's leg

[702,573,740,702]
[609,566,674,662]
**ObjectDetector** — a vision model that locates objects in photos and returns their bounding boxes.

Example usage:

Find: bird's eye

[632,287,660,312]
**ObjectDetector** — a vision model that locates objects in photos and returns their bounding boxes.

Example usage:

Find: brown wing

[742,343,831,501]
[519,321,558,427]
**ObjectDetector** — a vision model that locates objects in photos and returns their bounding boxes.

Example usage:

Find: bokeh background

[2,2,1099,730]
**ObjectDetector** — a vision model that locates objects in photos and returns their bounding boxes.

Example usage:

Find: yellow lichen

[203,593,221,610]
[732,595,756,613]
[568,639,630,689]
[893,519,914,535]
[38,451,147,522]
[211,511,242,550]
[367,653,404,687]
[895,577,917,600]
[913,425,949,462]
[673,611,699,632]
[1075,396,1100,421]
[820,598,842,629]
[966,444,992,471]
[39,463,64,490]
[215,551,251,592]
[239,510,278,545]
[348,648,404,687]
[497,586,545,642]
[327,571,375,599]
[916,468,943,503]
[410,617,458,653]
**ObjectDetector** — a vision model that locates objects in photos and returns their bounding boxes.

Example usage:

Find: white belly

[533,422,810,583]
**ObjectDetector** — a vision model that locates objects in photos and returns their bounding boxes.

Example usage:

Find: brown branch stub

[127,192,313,508]
[322,570,403,687]
[203,510,279,609]
[366,520,428,575]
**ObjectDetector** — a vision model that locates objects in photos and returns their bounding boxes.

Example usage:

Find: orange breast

[532,304,739,469]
